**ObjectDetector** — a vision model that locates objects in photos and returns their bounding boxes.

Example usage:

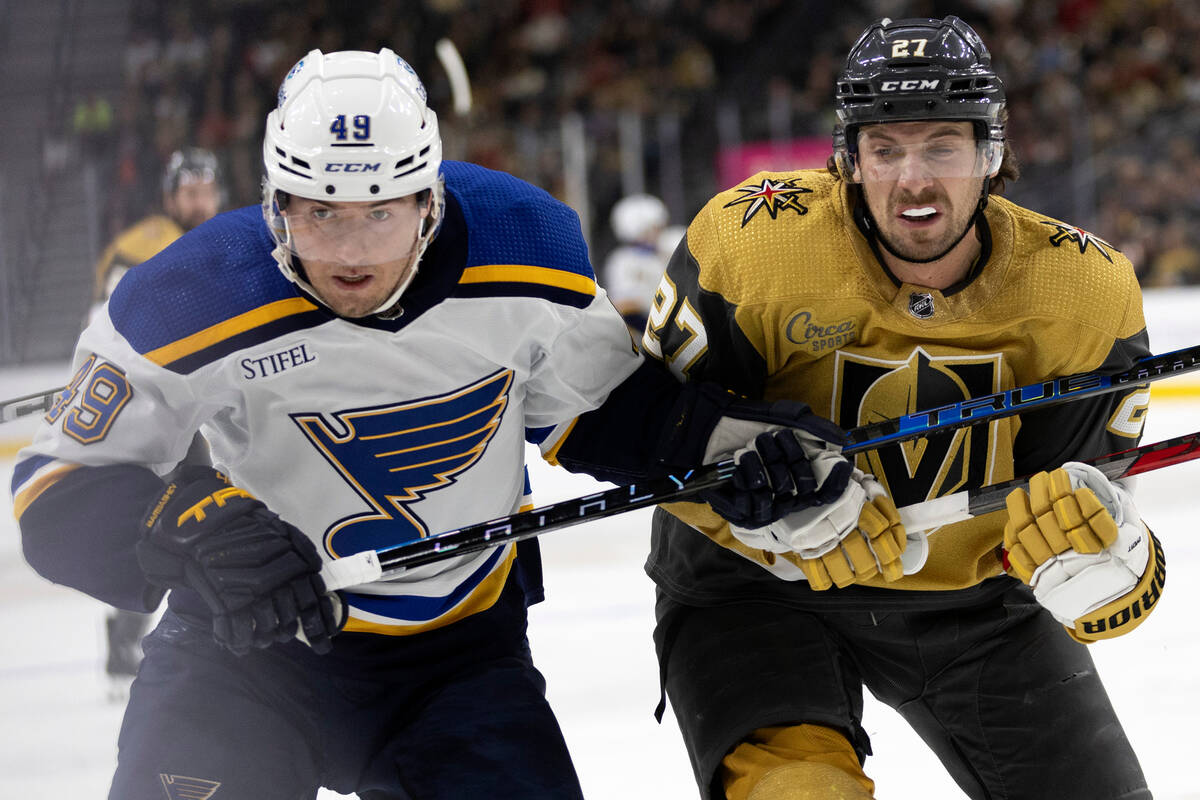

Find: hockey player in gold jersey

[91,147,221,308]
[646,16,1159,800]
[90,147,221,692]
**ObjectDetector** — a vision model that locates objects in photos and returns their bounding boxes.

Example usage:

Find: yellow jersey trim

[143,297,319,366]
[12,463,82,520]
[541,418,579,466]
[459,264,597,297]
[341,545,516,636]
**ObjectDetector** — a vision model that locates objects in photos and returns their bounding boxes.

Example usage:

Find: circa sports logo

[723,177,813,227]
[785,310,858,353]
[1041,220,1115,262]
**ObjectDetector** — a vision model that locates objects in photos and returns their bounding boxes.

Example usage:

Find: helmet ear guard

[832,126,858,183]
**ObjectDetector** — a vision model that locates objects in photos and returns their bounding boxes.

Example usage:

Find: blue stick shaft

[843,343,1200,454]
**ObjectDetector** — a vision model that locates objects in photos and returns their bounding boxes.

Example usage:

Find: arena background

[2,1,1200,798]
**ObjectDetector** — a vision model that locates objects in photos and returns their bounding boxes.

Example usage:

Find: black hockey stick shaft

[368,461,736,577]
[317,462,740,589]
[0,387,61,424]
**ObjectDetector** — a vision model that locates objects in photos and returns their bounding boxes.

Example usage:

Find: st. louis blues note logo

[159,774,221,800]
[291,371,512,557]
[1041,220,1114,262]
[723,177,813,227]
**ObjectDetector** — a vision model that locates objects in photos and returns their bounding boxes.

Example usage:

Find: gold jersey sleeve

[93,214,185,301]
[646,169,1150,602]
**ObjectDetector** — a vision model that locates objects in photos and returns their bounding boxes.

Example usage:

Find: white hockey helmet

[262,48,444,316]
[656,224,686,258]
[610,194,669,243]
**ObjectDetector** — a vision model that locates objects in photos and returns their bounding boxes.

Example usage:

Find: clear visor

[278,200,425,266]
[849,136,1003,184]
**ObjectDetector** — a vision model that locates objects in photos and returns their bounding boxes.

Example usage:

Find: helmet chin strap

[371,252,420,320]
[868,176,990,265]
[373,205,440,319]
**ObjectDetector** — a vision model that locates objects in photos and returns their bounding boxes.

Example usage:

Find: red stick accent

[1123,437,1200,477]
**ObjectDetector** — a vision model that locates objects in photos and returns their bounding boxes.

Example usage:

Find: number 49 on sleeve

[45,354,133,444]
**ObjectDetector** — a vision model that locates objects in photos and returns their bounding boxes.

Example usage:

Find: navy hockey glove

[138,465,345,655]
[697,395,854,529]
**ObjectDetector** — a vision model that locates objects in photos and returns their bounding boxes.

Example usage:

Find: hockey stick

[434,38,472,117]
[842,342,1200,451]
[319,428,1200,592]
[0,387,60,424]
[316,460,739,590]
[896,428,1200,533]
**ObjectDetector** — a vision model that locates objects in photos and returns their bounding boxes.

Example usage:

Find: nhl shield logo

[908,292,935,319]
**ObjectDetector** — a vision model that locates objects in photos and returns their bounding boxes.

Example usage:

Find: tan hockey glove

[1003,462,1165,642]
[730,469,921,590]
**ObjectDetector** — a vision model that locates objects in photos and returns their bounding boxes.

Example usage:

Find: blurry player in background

[645,16,1160,800]
[13,48,866,798]
[90,146,222,694]
[604,193,672,332]
[91,147,221,314]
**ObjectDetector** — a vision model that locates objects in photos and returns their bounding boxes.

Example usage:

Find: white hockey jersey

[12,161,641,636]
[603,243,667,321]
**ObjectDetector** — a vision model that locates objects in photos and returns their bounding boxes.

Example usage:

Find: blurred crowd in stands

[84,0,1200,288]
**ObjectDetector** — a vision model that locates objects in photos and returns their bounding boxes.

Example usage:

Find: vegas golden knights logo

[834,348,1003,506]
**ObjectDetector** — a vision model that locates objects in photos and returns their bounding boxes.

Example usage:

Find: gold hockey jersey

[646,169,1150,606]
[93,214,185,302]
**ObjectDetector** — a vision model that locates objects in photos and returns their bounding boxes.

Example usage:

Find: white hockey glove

[730,467,926,590]
[1004,462,1166,642]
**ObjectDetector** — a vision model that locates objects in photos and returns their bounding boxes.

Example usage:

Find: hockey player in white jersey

[11,49,870,799]
[604,192,672,332]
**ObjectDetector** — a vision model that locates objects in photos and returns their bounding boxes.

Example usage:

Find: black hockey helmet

[832,16,1005,181]
[162,147,220,196]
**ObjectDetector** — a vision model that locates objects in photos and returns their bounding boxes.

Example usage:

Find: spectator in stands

[101,0,1200,288]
